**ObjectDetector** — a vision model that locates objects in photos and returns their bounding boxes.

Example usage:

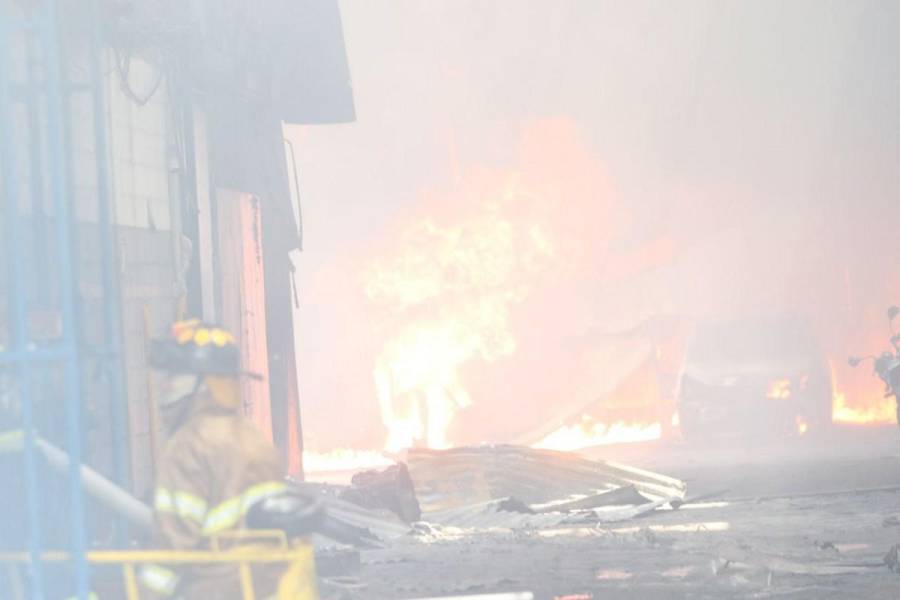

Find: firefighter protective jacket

[138,386,287,599]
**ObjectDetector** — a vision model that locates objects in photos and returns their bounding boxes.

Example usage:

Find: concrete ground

[318,426,900,599]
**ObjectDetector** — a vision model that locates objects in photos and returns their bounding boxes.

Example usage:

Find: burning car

[677,314,832,439]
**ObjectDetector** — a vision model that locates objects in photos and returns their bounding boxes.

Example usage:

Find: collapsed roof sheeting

[405,445,686,514]
[421,495,670,531]
[293,481,413,542]
[309,446,686,540]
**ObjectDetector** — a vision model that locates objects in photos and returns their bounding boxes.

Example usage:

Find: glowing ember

[670,411,681,428]
[534,417,662,451]
[596,570,632,581]
[766,379,792,400]
[302,449,393,474]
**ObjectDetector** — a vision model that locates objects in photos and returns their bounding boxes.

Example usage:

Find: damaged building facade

[0,0,353,594]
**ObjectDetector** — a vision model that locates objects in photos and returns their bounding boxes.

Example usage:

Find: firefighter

[139,319,316,599]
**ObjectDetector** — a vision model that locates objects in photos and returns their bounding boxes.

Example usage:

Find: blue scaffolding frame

[0,1,127,597]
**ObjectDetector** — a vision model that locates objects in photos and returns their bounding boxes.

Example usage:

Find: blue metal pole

[40,0,90,596]
[0,12,46,600]
[25,30,50,311]
[88,0,132,499]
[0,347,73,364]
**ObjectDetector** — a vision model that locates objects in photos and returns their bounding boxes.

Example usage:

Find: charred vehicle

[677,314,832,439]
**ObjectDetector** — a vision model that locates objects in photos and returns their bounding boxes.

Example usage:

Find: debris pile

[322,444,686,538]
[339,462,422,522]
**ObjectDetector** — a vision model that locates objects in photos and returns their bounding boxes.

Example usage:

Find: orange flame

[361,118,624,453]
[829,361,896,425]
[765,379,792,400]
[303,449,392,475]
[534,417,662,451]
[832,388,895,425]
[365,187,557,452]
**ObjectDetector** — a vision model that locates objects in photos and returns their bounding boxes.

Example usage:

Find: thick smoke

[288,1,900,454]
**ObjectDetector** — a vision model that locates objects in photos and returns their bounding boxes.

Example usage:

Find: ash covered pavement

[310,427,900,599]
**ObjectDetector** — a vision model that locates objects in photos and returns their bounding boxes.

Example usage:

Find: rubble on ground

[405,445,686,510]
[311,444,687,543]
[315,434,900,598]
[884,544,900,573]
[339,462,422,522]
[404,445,685,531]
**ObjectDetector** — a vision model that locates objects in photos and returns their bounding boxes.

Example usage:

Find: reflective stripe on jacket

[141,390,286,599]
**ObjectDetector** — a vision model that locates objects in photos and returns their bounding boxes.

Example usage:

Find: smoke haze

[286,1,900,453]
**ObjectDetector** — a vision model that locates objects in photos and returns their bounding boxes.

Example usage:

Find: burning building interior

[2,0,900,599]
[295,2,900,466]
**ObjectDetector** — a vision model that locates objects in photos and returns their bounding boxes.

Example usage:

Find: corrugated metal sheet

[423,499,577,530]
[420,495,671,531]
[530,484,649,512]
[320,495,413,540]
[293,482,412,542]
[406,445,686,513]
[308,447,685,539]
